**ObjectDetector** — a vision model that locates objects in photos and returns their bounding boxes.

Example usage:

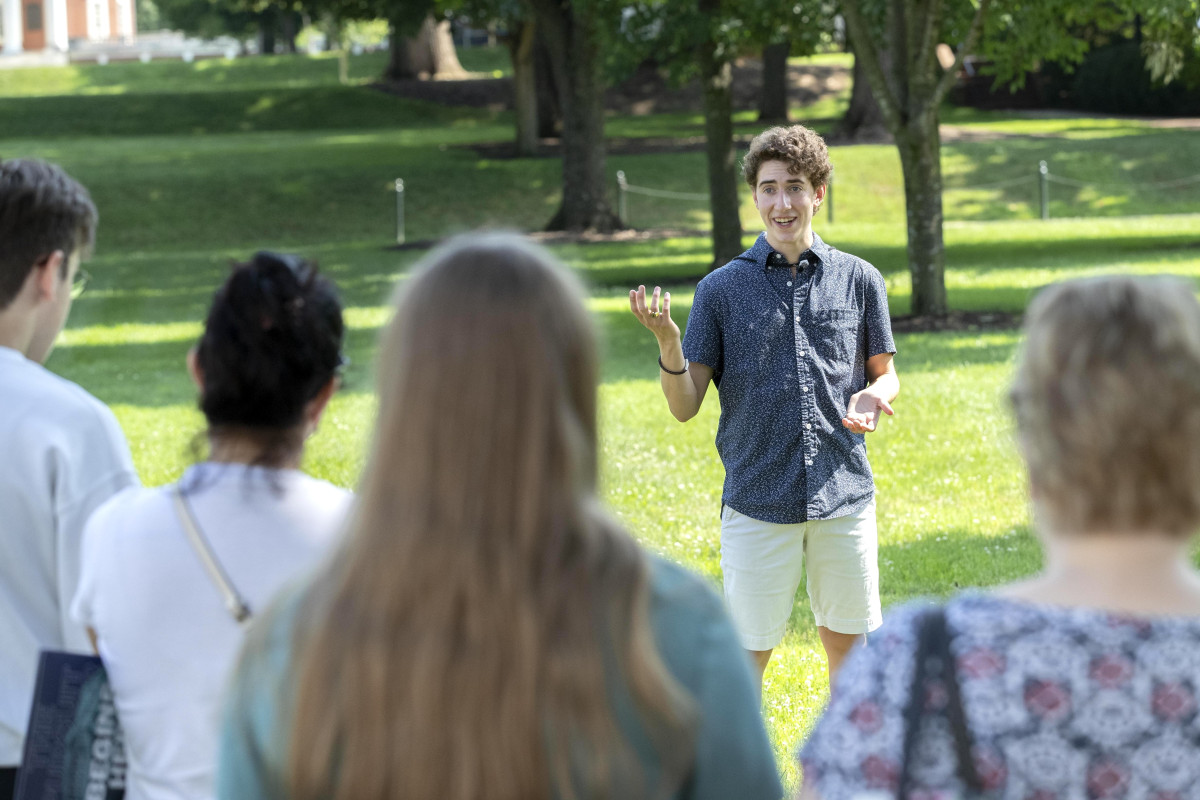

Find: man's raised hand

[629,285,679,340]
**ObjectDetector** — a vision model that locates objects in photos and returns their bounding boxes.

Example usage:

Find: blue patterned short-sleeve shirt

[682,232,895,524]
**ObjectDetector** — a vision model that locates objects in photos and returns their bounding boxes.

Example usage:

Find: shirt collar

[759,231,830,271]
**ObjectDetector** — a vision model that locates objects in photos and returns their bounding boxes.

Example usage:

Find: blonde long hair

[285,234,696,800]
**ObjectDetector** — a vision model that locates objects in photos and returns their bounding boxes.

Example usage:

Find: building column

[44,0,66,49]
[116,0,132,40]
[2,0,23,54]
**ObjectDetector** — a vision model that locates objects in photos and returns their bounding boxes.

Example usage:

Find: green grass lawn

[4,48,1200,790]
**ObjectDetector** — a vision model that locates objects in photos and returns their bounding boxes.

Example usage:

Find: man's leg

[719,506,807,692]
[817,627,864,681]
[747,648,773,685]
[805,501,881,684]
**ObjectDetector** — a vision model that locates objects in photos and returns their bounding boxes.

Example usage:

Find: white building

[1,0,135,55]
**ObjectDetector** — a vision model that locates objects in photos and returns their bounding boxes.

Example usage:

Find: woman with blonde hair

[217,233,782,800]
[800,275,1200,798]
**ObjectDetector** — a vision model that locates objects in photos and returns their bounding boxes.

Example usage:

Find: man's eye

[789,185,802,192]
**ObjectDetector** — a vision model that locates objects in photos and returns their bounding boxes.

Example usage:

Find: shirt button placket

[794,280,816,510]
[796,272,816,515]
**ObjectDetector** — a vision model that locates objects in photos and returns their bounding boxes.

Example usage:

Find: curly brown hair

[741,125,833,190]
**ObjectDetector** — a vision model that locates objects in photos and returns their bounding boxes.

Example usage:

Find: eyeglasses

[70,268,91,300]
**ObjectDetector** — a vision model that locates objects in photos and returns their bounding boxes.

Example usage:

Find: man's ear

[816,183,827,204]
[186,347,204,392]
[33,251,66,300]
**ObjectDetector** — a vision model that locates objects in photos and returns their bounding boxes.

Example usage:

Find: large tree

[832,33,888,142]
[840,0,1200,315]
[455,0,560,157]
[617,0,835,269]
[385,11,465,80]
[524,0,621,231]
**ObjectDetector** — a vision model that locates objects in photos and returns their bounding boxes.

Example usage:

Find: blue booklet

[15,651,126,800]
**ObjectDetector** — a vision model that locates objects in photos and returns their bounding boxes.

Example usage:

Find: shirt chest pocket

[808,308,858,363]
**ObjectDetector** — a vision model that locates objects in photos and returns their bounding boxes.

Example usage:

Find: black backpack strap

[898,607,982,798]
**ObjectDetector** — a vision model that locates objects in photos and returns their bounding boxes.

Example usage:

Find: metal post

[826,177,834,224]
[395,179,405,245]
[1039,160,1049,221]
[616,170,628,227]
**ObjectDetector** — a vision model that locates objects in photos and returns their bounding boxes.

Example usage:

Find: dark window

[25,3,43,30]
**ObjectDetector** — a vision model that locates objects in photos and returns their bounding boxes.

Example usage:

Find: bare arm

[628,285,713,422]
[842,352,899,433]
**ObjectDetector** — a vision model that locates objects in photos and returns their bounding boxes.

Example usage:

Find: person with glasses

[0,159,140,800]
[70,268,90,299]
[70,252,352,800]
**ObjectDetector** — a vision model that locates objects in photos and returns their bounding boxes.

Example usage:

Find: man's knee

[817,627,862,657]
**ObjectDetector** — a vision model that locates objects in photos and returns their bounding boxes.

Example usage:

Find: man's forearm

[658,337,701,422]
[868,370,900,404]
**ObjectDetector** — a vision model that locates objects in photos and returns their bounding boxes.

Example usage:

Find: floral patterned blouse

[800,593,1200,800]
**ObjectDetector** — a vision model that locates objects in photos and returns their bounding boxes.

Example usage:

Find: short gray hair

[1011,275,1200,536]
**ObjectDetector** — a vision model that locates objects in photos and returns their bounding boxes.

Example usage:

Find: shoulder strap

[898,607,982,798]
[172,485,253,625]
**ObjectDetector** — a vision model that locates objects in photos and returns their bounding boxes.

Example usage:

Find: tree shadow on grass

[0,87,499,140]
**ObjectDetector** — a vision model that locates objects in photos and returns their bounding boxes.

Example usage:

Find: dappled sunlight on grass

[9,51,1200,775]
[0,51,387,98]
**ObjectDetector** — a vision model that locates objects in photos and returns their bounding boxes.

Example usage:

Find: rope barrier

[1048,172,1200,190]
[622,185,709,201]
[948,175,1037,191]
[613,164,1200,227]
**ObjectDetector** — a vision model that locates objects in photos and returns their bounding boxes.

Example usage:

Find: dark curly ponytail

[195,252,344,466]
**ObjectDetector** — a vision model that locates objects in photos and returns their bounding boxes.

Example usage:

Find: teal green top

[216,557,783,800]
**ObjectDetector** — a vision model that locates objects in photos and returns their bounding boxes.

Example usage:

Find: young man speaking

[629,125,898,687]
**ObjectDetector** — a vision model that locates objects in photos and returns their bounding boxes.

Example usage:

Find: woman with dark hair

[800,275,1200,799]
[216,233,783,800]
[71,253,352,800]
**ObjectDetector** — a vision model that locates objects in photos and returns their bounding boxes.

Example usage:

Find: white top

[0,345,139,767]
[71,462,352,800]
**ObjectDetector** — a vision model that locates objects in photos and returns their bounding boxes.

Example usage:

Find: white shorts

[719,500,882,651]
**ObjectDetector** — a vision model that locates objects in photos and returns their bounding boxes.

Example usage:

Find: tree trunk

[386,14,464,79]
[533,29,561,138]
[257,8,277,55]
[324,17,342,52]
[386,21,416,80]
[280,11,298,54]
[896,114,947,316]
[758,40,790,122]
[833,45,889,142]
[509,21,540,156]
[701,50,743,268]
[424,17,465,76]
[529,0,619,232]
